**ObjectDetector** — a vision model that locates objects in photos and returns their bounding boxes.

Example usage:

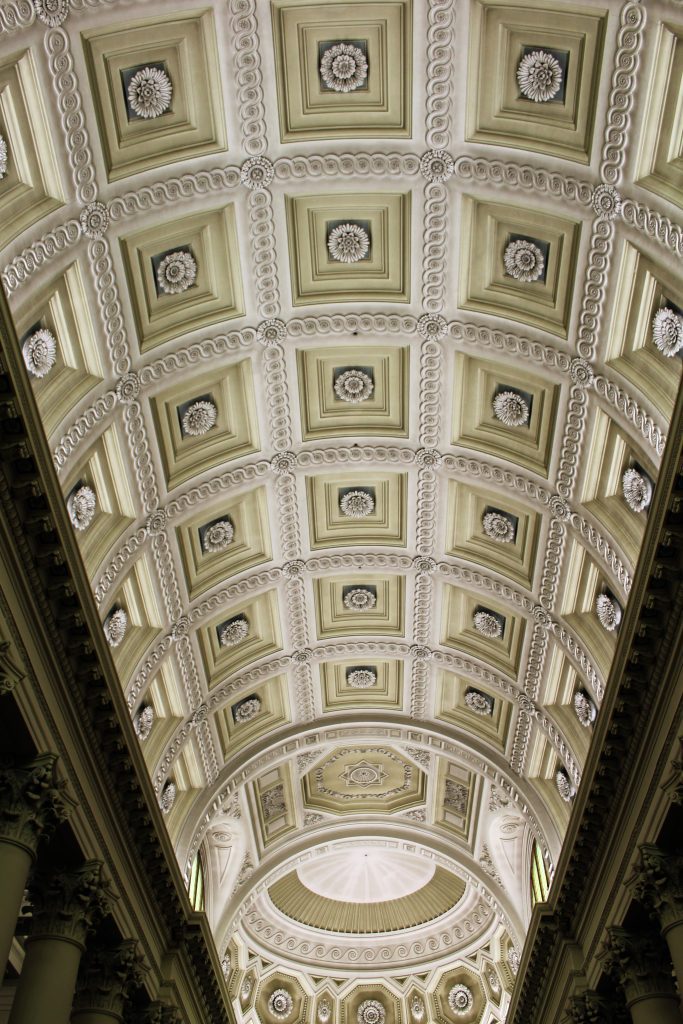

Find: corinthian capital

[132,1002,182,1024]
[73,939,148,1017]
[565,990,617,1023]
[0,753,75,855]
[633,844,683,930]
[599,925,677,1003]
[28,860,116,947]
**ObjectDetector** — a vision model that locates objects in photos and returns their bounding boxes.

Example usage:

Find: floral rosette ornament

[357,1000,385,1024]
[320,43,368,93]
[268,988,294,1021]
[327,222,370,263]
[516,49,562,102]
[592,183,622,220]
[573,690,597,727]
[128,66,172,119]
[0,134,7,178]
[447,984,474,1016]
[334,369,374,403]
[67,485,97,531]
[34,0,69,27]
[104,608,128,648]
[652,307,683,358]
[473,610,503,639]
[465,689,494,716]
[203,519,234,553]
[347,668,377,689]
[134,705,154,740]
[233,696,261,724]
[256,318,287,346]
[420,150,454,184]
[182,399,217,437]
[219,617,250,647]
[343,587,377,612]
[482,511,515,543]
[503,238,545,282]
[492,390,530,427]
[157,250,197,295]
[622,467,652,513]
[417,313,448,341]
[240,156,274,190]
[555,767,574,802]
[23,328,57,379]
[160,779,176,813]
[339,489,375,518]
[596,593,621,632]
[79,201,109,240]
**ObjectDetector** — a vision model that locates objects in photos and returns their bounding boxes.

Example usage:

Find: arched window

[530,839,550,907]
[188,849,205,912]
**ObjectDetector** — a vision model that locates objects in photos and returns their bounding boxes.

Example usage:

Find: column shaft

[8,935,82,1024]
[71,1013,122,1024]
[662,919,683,991]
[628,993,682,1024]
[0,842,32,973]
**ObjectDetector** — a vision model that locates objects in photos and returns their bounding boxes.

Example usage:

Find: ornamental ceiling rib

[0,0,681,1021]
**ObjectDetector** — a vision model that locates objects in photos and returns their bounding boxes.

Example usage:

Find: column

[9,861,113,1024]
[70,940,146,1024]
[0,754,74,970]
[600,925,681,1024]
[633,844,683,988]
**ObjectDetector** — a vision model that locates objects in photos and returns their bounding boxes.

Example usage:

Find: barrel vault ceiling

[1,0,681,1020]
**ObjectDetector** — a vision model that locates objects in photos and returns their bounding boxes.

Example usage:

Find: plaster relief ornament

[104,608,127,648]
[241,977,252,1000]
[516,49,563,102]
[334,368,374,403]
[67,485,97,531]
[202,519,234,553]
[320,43,368,93]
[447,984,474,1016]
[482,511,516,543]
[410,997,425,1022]
[549,494,571,522]
[257,318,287,346]
[596,593,621,632]
[271,451,297,475]
[343,587,377,612]
[473,610,503,639]
[157,250,197,295]
[592,183,622,220]
[23,328,57,379]
[415,447,442,469]
[492,390,530,427]
[79,201,109,240]
[327,222,370,263]
[219,617,250,647]
[340,489,375,518]
[268,989,294,1021]
[116,372,140,404]
[133,704,154,741]
[508,948,520,975]
[555,767,575,802]
[420,149,455,184]
[127,66,172,119]
[233,696,262,724]
[652,307,683,358]
[240,155,274,190]
[357,1001,385,1024]
[34,0,69,26]
[145,509,167,536]
[417,312,448,340]
[573,690,597,727]
[318,1000,332,1023]
[181,399,217,437]
[622,467,652,513]
[569,357,595,388]
[347,668,377,689]
[503,238,545,282]
[160,779,176,814]
[0,134,8,178]
[465,689,494,716]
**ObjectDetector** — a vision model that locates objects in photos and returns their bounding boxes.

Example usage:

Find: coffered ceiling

[1,0,681,1021]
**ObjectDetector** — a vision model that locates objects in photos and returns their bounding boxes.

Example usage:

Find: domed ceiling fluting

[1,0,681,1021]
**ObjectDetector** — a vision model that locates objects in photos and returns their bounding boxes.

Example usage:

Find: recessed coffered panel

[286,192,411,304]
[82,10,226,181]
[150,361,260,490]
[120,204,244,352]
[214,676,290,761]
[635,23,683,210]
[252,762,297,847]
[302,745,426,814]
[320,658,404,712]
[297,345,410,440]
[306,472,408,548]
[176,485,273,599]
[445,480,541,590]
[0,48,63,249]
[459,197,581,337]
[439,583,526,678]
[433,760,477,844]
[452,354,560,478]
[101,553,165,684]
[435,671,513,754]
[198,590,283,689]
[558,538,618,680]
[467,1,607,163]
[271,0,412,141]
[314,574,406,638]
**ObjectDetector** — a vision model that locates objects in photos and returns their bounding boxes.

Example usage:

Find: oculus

[134,704,154,741]
[347,667,377,689]
[104,608,128,648]
[0,134,6,178]
[127,66,173,120]
[652,307,683,358]
[573,690,597,727]
[556,767,574,802]
[503,238,545,282]
[23,328,57,379]
[232,695,262,724]
[327,222,370,263]
[473,610,503,639]
[219,616,250,647]
[67,485,97,531]
[492,390,530,427]
[622,467,652,513]
[343,587,377,612]
[464,688,494,716]
[339,489,375,518]
[482,510,516,543]
[516,50,563,103]
[268,989,293,1021]
[202,518,234,553]
[334,368,374,403]
[448,984,474,1016]
[181,399,217,437]
[357,1001,385,1024]
[319,43,368,93]
[157,250,197,296]
[160,779,176,813]
[595,592,621,632]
